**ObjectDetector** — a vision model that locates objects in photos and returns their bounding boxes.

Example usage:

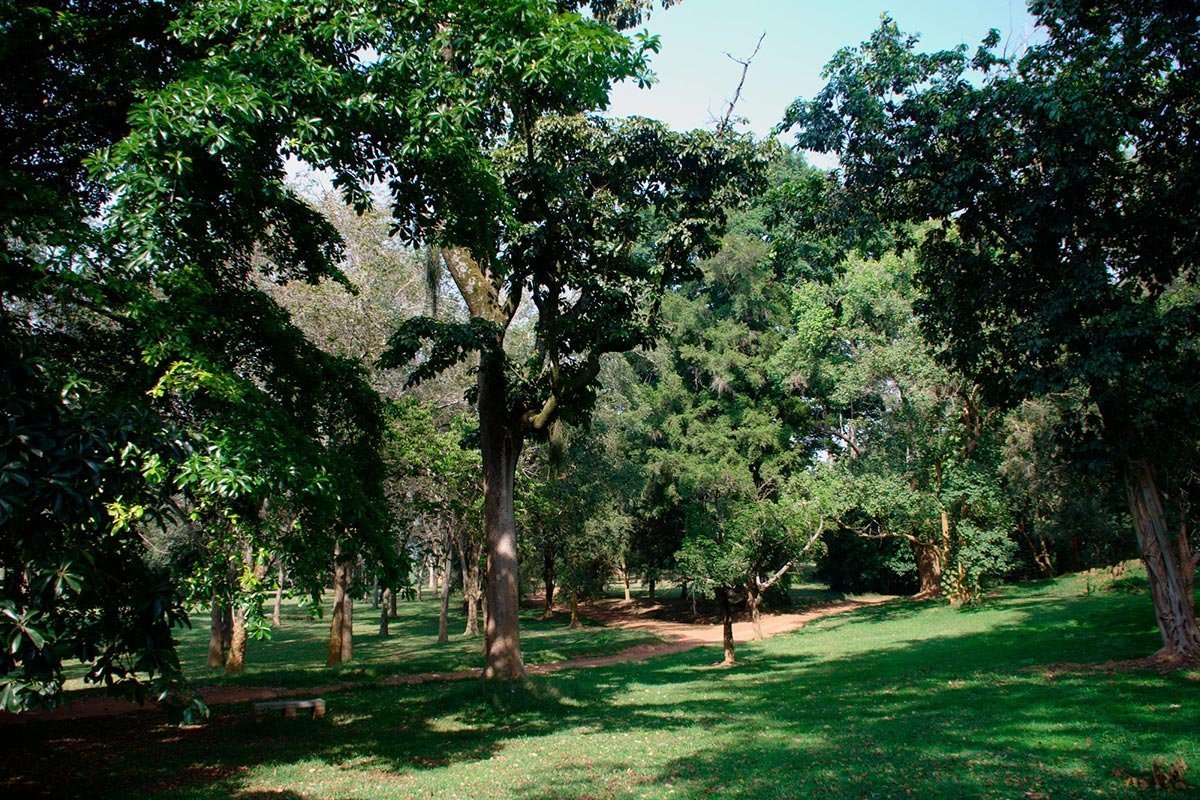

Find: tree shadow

[2,581,1193,799]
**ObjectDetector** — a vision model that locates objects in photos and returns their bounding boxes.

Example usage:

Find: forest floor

[3,569,1198,800]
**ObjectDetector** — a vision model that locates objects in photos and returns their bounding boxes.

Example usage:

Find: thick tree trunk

[912,536,945,598]
[679,579,688,601]
[569,592,581,629]
[717,586,736,665]
[390,586,398,619]
[437,550,452,644]
[481,575,489,632]
[647,576,656,601]
[379,589,390,637]
[207,596,227,668]
[541,549,556,620]
[1123,458,1200,657]
[480,356,525,680]
[327,545,354,666]
[464,592,480,636]
[225,604,248,674]
[1096,397,1200,659]
[622,566,632,602]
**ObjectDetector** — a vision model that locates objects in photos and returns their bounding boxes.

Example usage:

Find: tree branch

[437,247,507,326]
[718,32,765,133]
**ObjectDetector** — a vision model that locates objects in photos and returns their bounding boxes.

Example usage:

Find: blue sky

[607,0,1038,145]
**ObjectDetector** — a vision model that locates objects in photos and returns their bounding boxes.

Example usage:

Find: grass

[164,596,663,689]
[7,568,1200,800]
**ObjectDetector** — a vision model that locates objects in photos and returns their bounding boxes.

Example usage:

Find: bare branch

[761,519,827,593]
[718,32,765,133]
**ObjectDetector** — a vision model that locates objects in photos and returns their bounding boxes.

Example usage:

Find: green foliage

[518,421,635,607]
[0,0,431,710]
[779,248,1019,603]
[781,2,1200,618]
[612,182,822,602]
[1000,397,1133,575]
[383,111,766,431]
[385,398,482,594]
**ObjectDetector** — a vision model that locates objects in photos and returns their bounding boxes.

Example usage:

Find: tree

[784,3,1200,655]
[387,400,482,640]
[1,0,436,711]
[614,192,820,662]
[518,422,634,626]
[380,4,763,679]
[779,251,1018,602]
[1000,397,1132,576]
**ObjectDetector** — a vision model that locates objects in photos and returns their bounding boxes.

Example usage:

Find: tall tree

[380,4,762,679]
[0,0,449,711]
[616,191,819,662]
[783,2,1200,655]
[779,251,1018,602]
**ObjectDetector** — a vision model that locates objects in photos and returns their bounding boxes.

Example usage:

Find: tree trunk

[390,586,398,619]
[207,596,227,668]
[747,580,764,641]
[327,545,354,666]
[272,561,284,628]
[458,539,483,637]
[912,538,944,598]
[479,355,525,680]
[224,543,268,674]
[465,590,480,636]
[622,566,632,602]
[437,550,452,644]
[371,576,379,609]
[541,548,556,620]
[379,589,390,637]
[647,576,656,601]
[225,603,248,674]
[221,605,233,655]
[569,592,581,629]
[481,575,489,632]
[717,586,736,665]
[679,579,688,601]
[1017,522,1055,577]
[1123,458,1200,657]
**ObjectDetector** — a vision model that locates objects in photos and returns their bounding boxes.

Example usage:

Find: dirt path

[1,596,891,724]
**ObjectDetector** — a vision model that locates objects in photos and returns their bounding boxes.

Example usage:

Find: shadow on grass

[2,579,1194,800]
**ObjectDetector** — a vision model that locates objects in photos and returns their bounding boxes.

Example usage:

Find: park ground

[2,568,1198,799]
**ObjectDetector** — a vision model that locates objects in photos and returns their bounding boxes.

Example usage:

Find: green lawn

[7,569,1199,800]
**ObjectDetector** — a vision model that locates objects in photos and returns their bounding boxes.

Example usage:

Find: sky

[607,0,1038,153]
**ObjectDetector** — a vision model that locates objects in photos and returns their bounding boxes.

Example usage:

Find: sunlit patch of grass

[8,567,1198,800]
